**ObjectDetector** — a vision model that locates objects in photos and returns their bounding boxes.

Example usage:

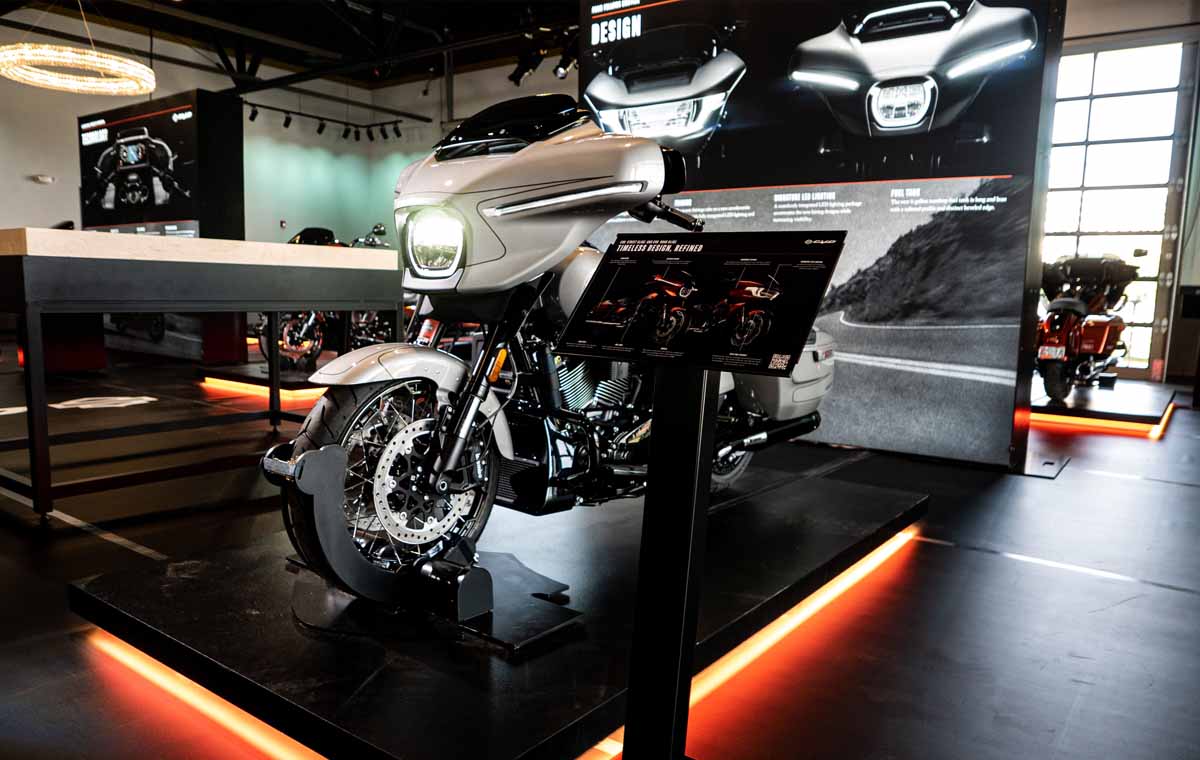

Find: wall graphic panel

[581,0,1061,465]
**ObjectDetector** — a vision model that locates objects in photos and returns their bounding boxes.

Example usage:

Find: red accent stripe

[591,0,683,20]
[80,104,194,133]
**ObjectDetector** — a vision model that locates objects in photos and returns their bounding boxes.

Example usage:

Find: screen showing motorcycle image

[559,232,844,375]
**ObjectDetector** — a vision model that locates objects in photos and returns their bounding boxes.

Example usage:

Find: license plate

[1038,345,1066,360]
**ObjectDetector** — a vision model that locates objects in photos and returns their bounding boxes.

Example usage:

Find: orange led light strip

[89,630,324,759]
[1029,402,1175,440]
[578,528,917,760]
[202,376,327,402]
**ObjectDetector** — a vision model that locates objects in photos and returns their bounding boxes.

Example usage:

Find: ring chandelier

[0,43,155,96]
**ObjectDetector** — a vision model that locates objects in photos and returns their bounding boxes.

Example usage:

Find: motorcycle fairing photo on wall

[583,23,746,160]
[577,0,1051,187]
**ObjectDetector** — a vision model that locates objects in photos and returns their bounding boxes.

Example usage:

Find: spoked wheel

[731,310,769,350]
[258,313,325,371]
[655,305,689,345]
[285,379,498,594]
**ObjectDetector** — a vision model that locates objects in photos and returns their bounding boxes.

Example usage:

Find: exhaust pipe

[715,411,821,459]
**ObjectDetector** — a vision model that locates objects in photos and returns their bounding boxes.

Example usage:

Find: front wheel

[284,379,498,592]
[1042,361,1072,404]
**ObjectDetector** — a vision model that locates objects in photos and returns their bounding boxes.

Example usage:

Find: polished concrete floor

[0,364,1197,759]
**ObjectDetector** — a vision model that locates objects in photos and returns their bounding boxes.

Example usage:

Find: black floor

[0,367,1198,759]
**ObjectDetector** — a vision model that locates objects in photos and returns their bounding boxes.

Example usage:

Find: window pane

[1089,92,1177,141]
[1049,145,1085,188]
[1113,280,1158,324]
[1120,326,1152,368]
[1057,53,1094,98]
[1042,235,1078,261]
[1052,99,1090,144]
[1077,234,1162,275]
[1079,188,1168,232]
[1045,191,1082,233]
[1092,43,1182,95]
[1084,140,1173,187]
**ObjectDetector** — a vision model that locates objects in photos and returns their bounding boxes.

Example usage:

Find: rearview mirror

[372,223,387,236]
[1133,248,1148,258]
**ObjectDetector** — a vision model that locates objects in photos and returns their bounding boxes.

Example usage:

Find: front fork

[426,281,544,491]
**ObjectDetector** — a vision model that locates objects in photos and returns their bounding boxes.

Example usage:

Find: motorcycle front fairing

[789,1,1037,137]
[583,24,746,154]
[394,107,666,295]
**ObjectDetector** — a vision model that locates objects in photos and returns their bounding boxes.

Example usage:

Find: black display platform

[69,471,925,760]
[201,362,321,391]
[1032,378,1177,424]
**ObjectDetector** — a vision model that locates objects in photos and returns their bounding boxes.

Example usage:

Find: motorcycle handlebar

[630,197,705,232]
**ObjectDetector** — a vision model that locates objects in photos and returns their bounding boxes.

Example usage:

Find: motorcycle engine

[556,359,649,464]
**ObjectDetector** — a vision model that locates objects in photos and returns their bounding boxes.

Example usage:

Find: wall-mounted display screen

[79,92,199,233]
[581,0,1062,465]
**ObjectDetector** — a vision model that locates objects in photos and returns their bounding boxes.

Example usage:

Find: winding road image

[809,311,1020,464]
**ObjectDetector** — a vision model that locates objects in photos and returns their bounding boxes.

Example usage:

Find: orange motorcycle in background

[1036,250,1146,403]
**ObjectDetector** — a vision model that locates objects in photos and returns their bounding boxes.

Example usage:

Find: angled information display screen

[558,232,844,375]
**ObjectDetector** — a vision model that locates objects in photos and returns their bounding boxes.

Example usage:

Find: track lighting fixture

[380,126,388,140]
[342,125,351,139]
[354,128,361,141]
[367,127,375,141]
[248,105,258,121]
[317,120,326,135]
[393,123,402,138]
[553,36,578,79]
[282,112,292,129]
[508,43,547,86]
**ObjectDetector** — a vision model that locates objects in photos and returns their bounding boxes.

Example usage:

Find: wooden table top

[0,228,399,271]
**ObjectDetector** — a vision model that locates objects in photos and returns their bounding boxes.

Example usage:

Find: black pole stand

[622,365,720,760]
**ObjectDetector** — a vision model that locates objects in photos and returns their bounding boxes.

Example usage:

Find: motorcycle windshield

[842,0,973,41]
[608,24,720,92]
[435,94,592,160]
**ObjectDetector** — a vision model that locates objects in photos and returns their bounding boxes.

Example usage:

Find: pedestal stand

[623,365,720,760]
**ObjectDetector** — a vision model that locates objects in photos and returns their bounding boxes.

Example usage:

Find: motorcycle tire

[284,381,498,589]
[1042,362,1072,403]
[711,451,754,494]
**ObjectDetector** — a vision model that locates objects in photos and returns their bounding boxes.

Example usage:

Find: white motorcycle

[279,95,834,596]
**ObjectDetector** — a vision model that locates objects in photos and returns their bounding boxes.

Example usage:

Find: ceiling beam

[108,0,343,60]
[224,21,576,96]
[0,17,431,122]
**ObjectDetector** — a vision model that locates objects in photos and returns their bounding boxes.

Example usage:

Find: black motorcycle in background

[255,223,397,370]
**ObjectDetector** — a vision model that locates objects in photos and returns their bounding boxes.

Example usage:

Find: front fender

[309,343,514,460]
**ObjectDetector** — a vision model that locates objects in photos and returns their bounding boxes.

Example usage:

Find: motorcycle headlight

[868,79,936,130]
[593,93,727,140]
[403,207,465,278]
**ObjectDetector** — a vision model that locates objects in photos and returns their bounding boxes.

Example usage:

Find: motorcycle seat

[1048,297,1088,316]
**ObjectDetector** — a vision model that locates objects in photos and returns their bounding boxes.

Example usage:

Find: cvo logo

[171,110,194,123]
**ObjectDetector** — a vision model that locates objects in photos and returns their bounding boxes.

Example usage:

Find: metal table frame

[0,252,403,518]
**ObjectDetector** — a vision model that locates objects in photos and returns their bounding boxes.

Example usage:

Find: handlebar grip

[658,203,704,232]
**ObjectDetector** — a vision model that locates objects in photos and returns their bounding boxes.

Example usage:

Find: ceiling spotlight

[367,127,375,141]
[508,44,546,86]
[392,123,401,138]
[354,128,361,141]
[282,112,292,129]
[248,105,258,121]
[341,124,351,139]
[317,120,326,135]
[380,126,388,140]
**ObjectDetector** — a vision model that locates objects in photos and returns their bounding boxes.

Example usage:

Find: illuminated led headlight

[790,70,859,92]
[404,207,465,278]
[947,39,1035,79]
[592,93,727,139]
[868,79,936,129]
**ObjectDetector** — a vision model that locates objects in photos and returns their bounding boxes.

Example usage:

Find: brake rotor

[371,417,471,545]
